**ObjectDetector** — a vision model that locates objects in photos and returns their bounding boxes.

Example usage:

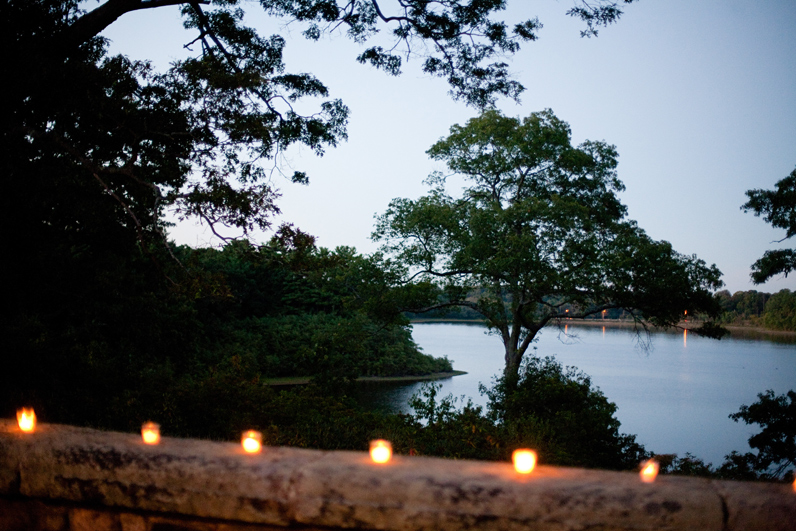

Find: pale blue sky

[100,0,796,294]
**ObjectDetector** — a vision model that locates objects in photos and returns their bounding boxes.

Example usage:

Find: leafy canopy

[374,109,724,378]
[3,0,639,253]
[743,167,796,283]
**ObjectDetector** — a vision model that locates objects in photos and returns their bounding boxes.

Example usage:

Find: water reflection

[356,322,795,466]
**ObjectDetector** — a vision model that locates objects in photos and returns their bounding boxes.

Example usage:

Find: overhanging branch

[62,0,209,51]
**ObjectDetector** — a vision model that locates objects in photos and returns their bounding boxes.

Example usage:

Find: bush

[485,356,648,469]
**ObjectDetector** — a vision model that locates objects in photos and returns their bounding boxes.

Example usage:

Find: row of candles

[15,407,681,484]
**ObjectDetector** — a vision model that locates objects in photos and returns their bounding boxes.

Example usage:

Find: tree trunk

[503,343,522,390]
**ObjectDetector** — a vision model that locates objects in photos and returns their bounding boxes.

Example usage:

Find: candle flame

[141,422,160,445]
[640,459,659,483]
[242,430,262,454]
[512,449,537,474]
[17,408,36,433]
[370,439,392,464]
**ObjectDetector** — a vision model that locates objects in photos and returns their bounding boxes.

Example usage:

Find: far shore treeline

[408,288,796,333]
[714,289,796,331]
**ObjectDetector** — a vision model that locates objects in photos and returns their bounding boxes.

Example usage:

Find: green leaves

[376,109,724,378]
[728,390,796,481]
[743,167,796,283]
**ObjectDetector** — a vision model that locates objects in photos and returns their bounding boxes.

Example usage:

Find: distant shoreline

[264,370,468,386]
[410,318,796,338]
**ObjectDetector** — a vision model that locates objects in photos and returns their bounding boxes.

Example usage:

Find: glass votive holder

[640,459,659,483]
[242,430,263,454]
[16,408,36,433]
[512,449,537,474]
[141,421,160,445]
[369,439,392,464]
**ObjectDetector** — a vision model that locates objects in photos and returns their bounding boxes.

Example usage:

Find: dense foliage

[375,109,725,380]
[183,230,451,379]
[2,226,450,432]
[250,355,651,471]
[715,289,796,331]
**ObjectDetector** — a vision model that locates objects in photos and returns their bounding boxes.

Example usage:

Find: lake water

[363,322,796,466]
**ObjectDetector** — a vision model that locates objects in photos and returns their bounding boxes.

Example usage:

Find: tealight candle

[512,449,537,474]
[370,439,392,464]
[141,422,160,445]
[640,459,659,483]
[242,430,262,454]
[16,408,36,433]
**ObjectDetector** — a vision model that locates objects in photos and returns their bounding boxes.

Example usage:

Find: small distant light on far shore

[640,459,659,483]
[141,422,160,445]
[370,439,392,464]
[242,430,262,454]
[17,408,36,433]
[512,449,537,474]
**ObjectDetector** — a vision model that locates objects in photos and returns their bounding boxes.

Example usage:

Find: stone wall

[1,420,794,531]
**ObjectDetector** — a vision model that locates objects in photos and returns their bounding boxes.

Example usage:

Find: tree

[374,109,724,380]
[762,289,796,332]
[485,356,648,469]
[724,390,796,482]
[3,0,640,251]
[742,167,796,283]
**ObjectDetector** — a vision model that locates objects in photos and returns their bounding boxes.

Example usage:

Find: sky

[99,0,796,294]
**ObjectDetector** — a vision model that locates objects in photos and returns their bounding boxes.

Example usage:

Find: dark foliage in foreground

[2,229,449,432]
[657,389,795,483]
[143,354,653,472]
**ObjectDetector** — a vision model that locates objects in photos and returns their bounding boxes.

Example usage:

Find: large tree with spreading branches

[374,110,725,381]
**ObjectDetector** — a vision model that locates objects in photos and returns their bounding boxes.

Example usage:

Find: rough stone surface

[1,419,794,530]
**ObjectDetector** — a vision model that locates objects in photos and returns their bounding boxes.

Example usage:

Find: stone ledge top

[1,419,794,531]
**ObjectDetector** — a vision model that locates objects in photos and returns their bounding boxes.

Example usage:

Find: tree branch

[62,0,208,50]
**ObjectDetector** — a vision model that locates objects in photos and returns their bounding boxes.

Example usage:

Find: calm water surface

[364,322,796,466]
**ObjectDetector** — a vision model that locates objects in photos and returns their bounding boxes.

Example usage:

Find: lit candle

[16,408,36,433]
[640,459,659,483]
[242,430,262,454]
[512,449,537,474]
[370,439,392,464]
[141,422,160,445]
